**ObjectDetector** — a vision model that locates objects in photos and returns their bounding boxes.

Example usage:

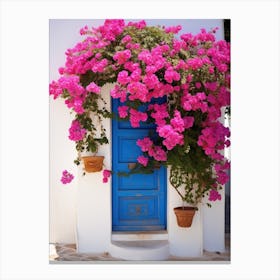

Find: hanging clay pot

[82,156,104,173]
[173,206,196,228]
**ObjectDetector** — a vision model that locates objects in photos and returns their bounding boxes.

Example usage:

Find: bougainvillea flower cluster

[50,19,230,206]
[61,170,74,184]
[102,169,111,183]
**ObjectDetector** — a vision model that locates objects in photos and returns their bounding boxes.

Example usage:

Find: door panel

[112,99,167,231]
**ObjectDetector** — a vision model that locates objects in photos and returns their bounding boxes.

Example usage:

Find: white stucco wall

[76,83,113,253]
[168,173,203,257]
[49,19,106,243]
[50,19,226,255]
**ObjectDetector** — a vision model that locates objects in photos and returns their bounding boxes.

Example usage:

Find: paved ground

[49,234,230,263]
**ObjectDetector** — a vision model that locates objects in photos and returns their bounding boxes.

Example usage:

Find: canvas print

[49,19,230,263]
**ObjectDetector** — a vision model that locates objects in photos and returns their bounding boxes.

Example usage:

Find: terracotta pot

[82,156,104,173]
[174,206,196,228]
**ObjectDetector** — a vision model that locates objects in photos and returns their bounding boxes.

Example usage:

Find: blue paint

[112,99,167,231]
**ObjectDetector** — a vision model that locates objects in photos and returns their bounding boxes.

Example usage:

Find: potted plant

[50,19,230,228]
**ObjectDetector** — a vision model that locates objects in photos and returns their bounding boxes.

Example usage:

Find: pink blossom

[113,50,131,64]
[95,53,102,59]
[217,170,229,184]
[121,35,131,44]
[124,62,140,72]
[209,66,215,74]
[205,81,218,91]
[126,43,140,50]
[129,109,148,127]
[215,162,230,185]
[198,122,230,160]
[137,156,149,166]
[118,105,128,118]
[183,116,195,129]
[162,133,184,150]
[164,25,182,34]
[73,98,84,114]
[110,85,127,102]
[175,60,188,71]
[138,50,153,65]
[79,25,89,35]
[146,65,157,74]
[68,120,87,141]
[127,82,149,102]
[150,83,174,98]
[164,67,180,83]
[149,146,167,161]
[194,28,216,43]
[61,170,74,184]
[137,137,153,152]
[130,68,142,82]
[143,74,159,90]
[103,169,111,178]
[157,125,173,138]
[102,169,111,183]
[49,80,63,99]
[157,125,184,150]
[218,86,230,106]
[58,67,65,75]
[57,76,85,97]
[180,33,195,44]
[98,19,125,41]
[86,82,101,94]
[172,40,186,53]
[196,92,206,100]
[181,91,208,113]
[208,189,221,201]
[117,70,130,85]
[197,48,205,56]
[149,103,168,126]
[92,58,108,73]
[170,110,185,133]
[187,57,203,70]
[127,20,146,29]
[224,139,231,147]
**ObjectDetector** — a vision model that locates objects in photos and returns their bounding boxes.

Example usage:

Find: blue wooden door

[112,99,167,231]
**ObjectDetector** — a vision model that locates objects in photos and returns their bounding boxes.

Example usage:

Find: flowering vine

[50,19,230,207]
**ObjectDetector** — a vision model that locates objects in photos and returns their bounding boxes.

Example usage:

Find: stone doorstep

[111,231,168,241]
[110,240,170,261]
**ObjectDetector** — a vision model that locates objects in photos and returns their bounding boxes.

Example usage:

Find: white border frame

[1,0,279,279]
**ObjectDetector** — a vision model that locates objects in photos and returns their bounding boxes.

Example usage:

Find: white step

[109,240,169,261]
[112,231,168,241]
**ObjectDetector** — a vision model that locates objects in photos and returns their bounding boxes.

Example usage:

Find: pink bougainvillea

[86,82,101,93]
[137,155,149,166]
[148,146,167,162]
[113,50,131,64]
[117,105,129,118]
[102,169,111,183]
[68,120,87,141]
[208,189,222,201]
[136,137,153,152]
[129,109,147,127]
[61,170,74,184]
[50,19,230,206]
